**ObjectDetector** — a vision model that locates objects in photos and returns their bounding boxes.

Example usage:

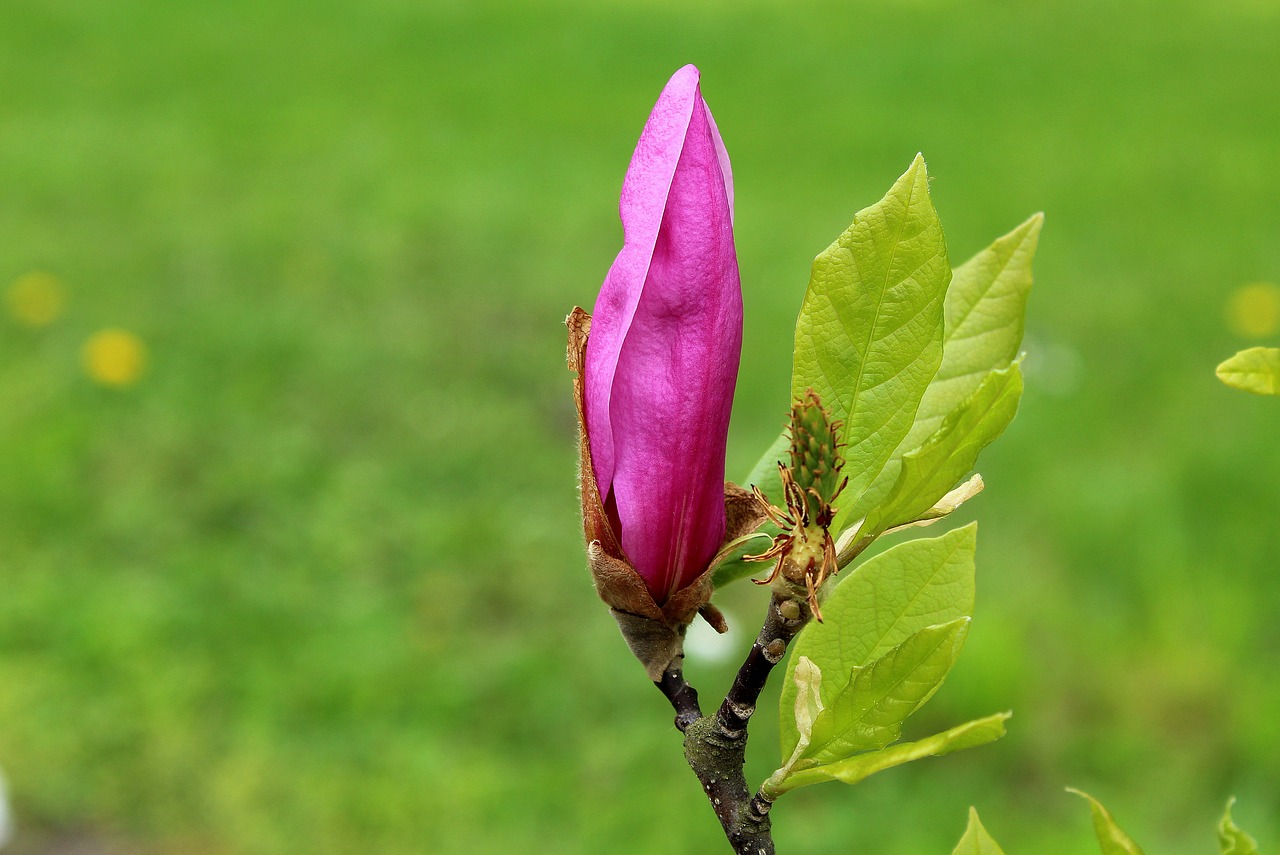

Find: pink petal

[585,65,742,602]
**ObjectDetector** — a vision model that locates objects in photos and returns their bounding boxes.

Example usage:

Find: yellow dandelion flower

[1225,281,1280,339]
[84,329,148,388]
[7,271,66,327]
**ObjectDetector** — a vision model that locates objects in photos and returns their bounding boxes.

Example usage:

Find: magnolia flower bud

[567,65,760,678]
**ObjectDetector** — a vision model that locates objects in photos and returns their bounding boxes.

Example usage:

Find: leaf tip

[1065,786,1100,812]
[906,151,929,181]
[1018,213,1045,249]
[949,520,979,550]
[1066,786,1108,815]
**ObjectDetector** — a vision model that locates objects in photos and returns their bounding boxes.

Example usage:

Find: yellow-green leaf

[1219,798,1259,855]
[742,430,792,511]
[710,530,777,587]
[1068,789,1146,855]
[803,618,970,763]
[768,712,1009,794]
[779,525,976,759]
[952,807,1009,855]
[1217,347,1280,395]
[862,362,1023,537]
[847,214,1041,525]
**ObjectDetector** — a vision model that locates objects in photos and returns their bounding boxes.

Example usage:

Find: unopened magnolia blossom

[585,63,742,604]
[566,65,755,678]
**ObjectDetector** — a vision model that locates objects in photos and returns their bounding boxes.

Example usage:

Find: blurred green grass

[1,0,1277,852]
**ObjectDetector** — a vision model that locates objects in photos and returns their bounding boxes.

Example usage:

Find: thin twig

[654,659,702,732]
[717,592,809,737]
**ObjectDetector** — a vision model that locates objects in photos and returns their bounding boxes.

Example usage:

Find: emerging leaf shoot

[1067,789,1147,855]
[1218,797,1260,855]
[1217,347,1280,396]
[952,807,1009,855]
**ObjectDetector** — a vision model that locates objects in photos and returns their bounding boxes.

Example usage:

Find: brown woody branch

[655,589,812,854]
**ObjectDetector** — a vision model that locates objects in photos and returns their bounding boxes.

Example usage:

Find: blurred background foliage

[0,0,1277,852]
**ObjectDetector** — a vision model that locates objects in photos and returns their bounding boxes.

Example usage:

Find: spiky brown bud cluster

[746,390,847,620]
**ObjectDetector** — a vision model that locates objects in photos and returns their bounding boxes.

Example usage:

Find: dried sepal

[568,309,625,563]
[724,480,770,542]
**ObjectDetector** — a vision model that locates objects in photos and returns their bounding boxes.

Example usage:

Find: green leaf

[791,153,949,524]
[780,524,976,758]
[803,618,970,763]
[926,214,1041,466]
[1217,347,1280,395]
[709,529,776,587]
[862,362,1023,536]
[1219,798,1260,855]
[952,807,1009,855]
[770,711,1009,794]
[1068,789,1146,855]
[844,214,1042,526]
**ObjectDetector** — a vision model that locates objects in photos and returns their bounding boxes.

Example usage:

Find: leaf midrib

[946,237,1026,340]
[838,168,921,451]
[814,623,961,760]
[840,533,968,672]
